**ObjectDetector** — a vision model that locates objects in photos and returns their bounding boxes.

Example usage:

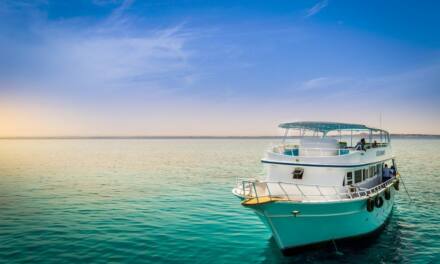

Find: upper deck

[264,121,393,166]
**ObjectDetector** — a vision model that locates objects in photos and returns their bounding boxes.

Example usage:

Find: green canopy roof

[279,121,387,134]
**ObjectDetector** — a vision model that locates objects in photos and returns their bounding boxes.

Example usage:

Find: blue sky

[1,0,439,136]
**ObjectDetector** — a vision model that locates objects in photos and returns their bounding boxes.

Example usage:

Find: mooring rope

[398,173,414,205]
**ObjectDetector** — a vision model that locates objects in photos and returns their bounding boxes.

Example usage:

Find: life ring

[375,196,384,208]
[384,188,391,200]
[394,180,400,191]
[367,198,375,212]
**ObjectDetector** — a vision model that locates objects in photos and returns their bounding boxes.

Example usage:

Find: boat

[232,121,400,253]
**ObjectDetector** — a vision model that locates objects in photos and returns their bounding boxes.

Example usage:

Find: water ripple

[0,139,439,263]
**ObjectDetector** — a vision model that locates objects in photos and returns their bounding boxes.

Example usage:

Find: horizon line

[1,133,440,140]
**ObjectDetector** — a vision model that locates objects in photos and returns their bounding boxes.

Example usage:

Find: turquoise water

[0,139,439,263]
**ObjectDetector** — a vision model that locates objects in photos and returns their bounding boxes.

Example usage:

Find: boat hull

[245,188,395,251]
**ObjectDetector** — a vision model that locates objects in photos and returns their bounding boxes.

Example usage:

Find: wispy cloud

[297,63,440,103]
[0,0,196,95]
[92,0,124,6]
[298,76,355,91]
[107,0,134,22]
[306,0,329,18]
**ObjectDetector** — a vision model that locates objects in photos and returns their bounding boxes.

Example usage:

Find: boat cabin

[262,122,396,188]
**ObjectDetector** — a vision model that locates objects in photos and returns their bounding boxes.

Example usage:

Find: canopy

[278,121,388,134]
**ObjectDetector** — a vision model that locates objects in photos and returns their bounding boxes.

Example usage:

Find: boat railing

[235,177,396,203]
[274,146,351,156]
[274,144,389,157]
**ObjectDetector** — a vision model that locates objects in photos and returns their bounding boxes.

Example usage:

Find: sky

[1,0,439,136]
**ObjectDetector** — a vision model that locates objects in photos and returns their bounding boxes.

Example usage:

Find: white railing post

[252,182,259,203]
[317,186,328,201]
[242,181,246,197]
[296,185,308,201]
[266,182,272,201]
[333,186,342,200]
[278,182,290,200]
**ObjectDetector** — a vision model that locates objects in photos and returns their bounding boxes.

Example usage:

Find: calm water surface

[0,139,439,263]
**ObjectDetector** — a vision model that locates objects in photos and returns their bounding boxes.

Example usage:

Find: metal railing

[274,146,352,157]
[273,144,389,157]
[235,176,396,203]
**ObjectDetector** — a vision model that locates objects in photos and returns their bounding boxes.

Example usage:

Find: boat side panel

[248,189,395,249]
[264,164,345,186]
[263,146,394,186]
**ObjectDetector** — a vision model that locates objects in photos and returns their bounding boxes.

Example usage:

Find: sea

[0,138,439,263]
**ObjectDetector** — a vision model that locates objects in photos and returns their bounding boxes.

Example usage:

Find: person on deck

[382,164,392,182]
[355,138,366,151]
[390,165,397,176]
[372,140,378,148]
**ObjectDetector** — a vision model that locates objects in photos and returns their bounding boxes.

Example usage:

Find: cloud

[107,0,134,22]
[299,77,329,89]
[298,76,356,91]
[92,0,124,6]
[306,0,329,18]
[0,0,195,96]
[297,63,440,104]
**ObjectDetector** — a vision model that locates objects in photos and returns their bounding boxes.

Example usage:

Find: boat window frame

[354,170,362,183]
[362,168,368,181]
[346,171,353,185]
[376,163,382,177]
[345,161,391,186]
[369,166,375,178]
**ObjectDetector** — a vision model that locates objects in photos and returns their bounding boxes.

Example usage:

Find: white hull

[243,187,395,251]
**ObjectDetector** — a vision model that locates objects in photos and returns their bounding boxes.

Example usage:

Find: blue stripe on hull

[249,189,395,250]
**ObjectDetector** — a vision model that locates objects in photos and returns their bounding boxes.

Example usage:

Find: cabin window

[376,164,382,177]
[369,166,375,178]
[354,170,362,183]
[346,172,353,185]
[292,168,304,179]
[363,169,368,181]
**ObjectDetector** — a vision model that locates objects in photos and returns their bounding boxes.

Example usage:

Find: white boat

[232,121,400,253]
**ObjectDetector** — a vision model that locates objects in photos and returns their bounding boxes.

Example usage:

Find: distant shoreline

[1,134,440,140]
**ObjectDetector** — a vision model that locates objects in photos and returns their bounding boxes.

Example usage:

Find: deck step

[242,196,288,206]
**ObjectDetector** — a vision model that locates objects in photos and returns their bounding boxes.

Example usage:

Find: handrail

[295,183,307,201]
[274,146,351,157]
[236,177,396,203]
[317,186,327,201]
[278,182,290,200]
[274,144,389,154]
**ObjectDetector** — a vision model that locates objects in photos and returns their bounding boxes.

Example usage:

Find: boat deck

[236,176,398,206]
[242,196,289,205]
